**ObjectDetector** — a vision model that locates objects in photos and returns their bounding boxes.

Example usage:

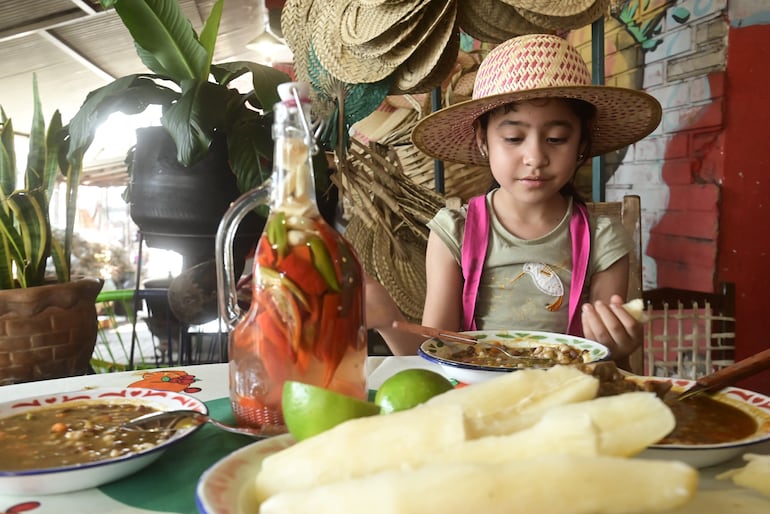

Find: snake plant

[0,74,73,289]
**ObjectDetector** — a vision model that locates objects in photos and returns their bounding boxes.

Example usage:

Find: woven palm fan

[339,0,432,49]
[391,15,460,94]
[457,0,543,43]
[504,0,600,16]
[513,0,610,31]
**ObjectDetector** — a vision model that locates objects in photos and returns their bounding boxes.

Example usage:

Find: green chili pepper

[257,267,309,310]
[266,212,288,258]
[308,236,341,292]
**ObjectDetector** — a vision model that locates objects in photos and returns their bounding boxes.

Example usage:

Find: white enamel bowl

[0,387,207,495]
[633,377,770,468]
[418,329,609,384]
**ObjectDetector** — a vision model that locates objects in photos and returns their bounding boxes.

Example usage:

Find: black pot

[129,126,263,269]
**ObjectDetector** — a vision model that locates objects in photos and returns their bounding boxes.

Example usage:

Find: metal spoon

[120,409,286,438]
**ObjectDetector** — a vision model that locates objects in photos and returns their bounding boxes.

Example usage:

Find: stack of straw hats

[282,0,610,92]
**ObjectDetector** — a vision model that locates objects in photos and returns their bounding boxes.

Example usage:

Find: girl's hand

[581,294,643,369]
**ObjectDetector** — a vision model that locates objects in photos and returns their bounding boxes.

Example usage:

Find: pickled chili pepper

[308,236,341,292]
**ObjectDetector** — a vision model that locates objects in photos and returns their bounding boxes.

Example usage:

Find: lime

[374,369,454,414]
[282,381,380,441]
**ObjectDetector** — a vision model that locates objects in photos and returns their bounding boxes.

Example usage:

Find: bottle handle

[215,181,272,329]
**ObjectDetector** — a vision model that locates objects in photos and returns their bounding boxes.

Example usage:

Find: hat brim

[411,85,662,166]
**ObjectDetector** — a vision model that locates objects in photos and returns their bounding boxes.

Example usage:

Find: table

[1,357,769,513]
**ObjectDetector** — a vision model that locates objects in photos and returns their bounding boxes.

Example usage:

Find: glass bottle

[216,82,368,429]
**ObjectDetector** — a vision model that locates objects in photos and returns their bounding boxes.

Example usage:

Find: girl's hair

[478,98,597,204]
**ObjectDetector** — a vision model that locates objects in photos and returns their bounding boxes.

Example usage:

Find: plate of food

[629,376,770,468]
[418,329,610,383]
[197,434,295,514]
[0,387,207,495]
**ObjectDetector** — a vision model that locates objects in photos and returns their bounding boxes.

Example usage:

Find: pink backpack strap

[461,195,489,331]
[567,202,590,337]
[460,196,591,336]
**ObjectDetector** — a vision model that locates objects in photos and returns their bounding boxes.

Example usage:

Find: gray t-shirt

[428,193,632,332]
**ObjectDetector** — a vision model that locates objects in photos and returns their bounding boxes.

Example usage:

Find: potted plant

[0,75,103,385]
[66,0,297,270]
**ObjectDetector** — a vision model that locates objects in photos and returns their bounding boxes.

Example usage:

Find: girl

[366,34,661,369]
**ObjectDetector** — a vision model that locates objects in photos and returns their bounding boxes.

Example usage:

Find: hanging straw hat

[411,33,662,166]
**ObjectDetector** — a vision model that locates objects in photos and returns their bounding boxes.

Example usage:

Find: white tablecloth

[1,357,769,513]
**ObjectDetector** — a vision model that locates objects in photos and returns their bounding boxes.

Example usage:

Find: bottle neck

[270,101,319,216]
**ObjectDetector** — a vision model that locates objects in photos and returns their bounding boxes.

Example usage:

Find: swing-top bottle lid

[277,82,310,104]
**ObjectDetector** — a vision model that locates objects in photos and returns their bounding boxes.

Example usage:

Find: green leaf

[25,74,46,191]
[66,74,177,164]
[110,0,208,81]
[162,80,243,166]
[44,111,65,199]
[0,202,24,288]
[199,0,223,75]
[6,190,50,287]
[0,116,15,198]
[50,238,68,283]
[226,114,274,192]
[212,62,290,111]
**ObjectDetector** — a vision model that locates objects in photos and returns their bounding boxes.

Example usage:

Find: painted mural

[570,0,770,392]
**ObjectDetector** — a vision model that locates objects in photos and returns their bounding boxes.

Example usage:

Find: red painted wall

[721,24,770,394]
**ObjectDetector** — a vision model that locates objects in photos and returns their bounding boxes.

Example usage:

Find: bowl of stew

[0,387,207,495]
[630,376,770,468]
[417,329,610,384]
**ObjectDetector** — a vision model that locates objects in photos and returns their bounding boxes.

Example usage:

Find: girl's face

[476,98,585,204]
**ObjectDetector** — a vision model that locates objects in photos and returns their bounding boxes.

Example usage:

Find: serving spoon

[675,347,770,400]
[120,409,286,438]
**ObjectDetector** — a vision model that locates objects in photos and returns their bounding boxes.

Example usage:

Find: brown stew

[0,401,178,471]
[658,392,758,445]
[578,362,759,445]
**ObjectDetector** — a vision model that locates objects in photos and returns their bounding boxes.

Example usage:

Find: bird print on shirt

[512,263,565,312]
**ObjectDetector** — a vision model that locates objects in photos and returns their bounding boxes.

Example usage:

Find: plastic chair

[641,282,736,378]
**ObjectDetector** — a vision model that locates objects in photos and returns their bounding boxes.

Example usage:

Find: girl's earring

[480,147,488,159]
[577,153,585,162]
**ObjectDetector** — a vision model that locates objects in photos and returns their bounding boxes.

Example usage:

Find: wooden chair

[641,282,736,378]
[587,195,644,374]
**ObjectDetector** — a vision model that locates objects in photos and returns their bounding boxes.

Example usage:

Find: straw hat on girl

[411,33,662,166]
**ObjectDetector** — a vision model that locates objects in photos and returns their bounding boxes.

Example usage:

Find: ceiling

[0,0,292,187]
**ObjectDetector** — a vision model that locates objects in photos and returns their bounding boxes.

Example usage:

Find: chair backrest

[641,282,736,378]
[586,195,644,374]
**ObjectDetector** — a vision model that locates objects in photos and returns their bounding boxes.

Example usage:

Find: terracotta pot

[0,278,104,385]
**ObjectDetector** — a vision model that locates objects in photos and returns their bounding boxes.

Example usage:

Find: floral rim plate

[418,329,610,373]
[197,434,295,514]
[0,387,207,495]
[632,376,770,468]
